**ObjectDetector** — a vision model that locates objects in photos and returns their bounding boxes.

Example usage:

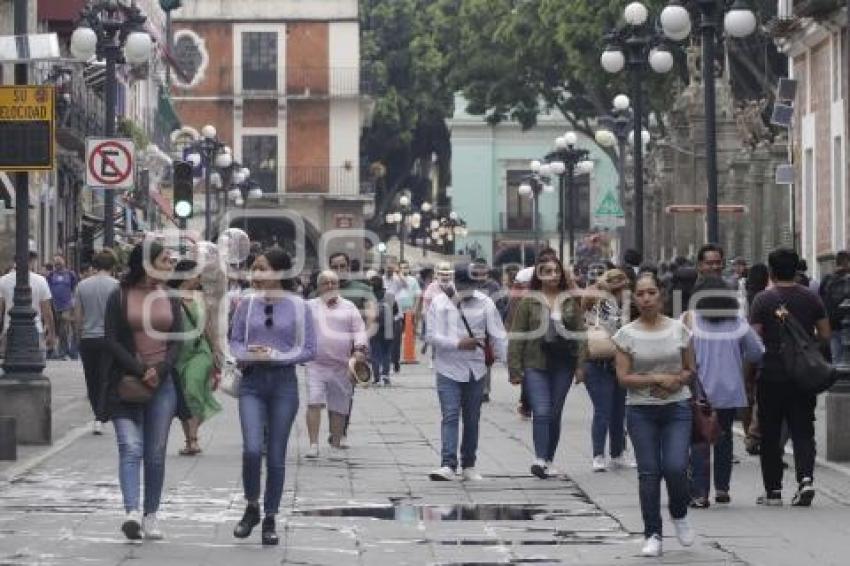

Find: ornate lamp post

[385,194,414,262]
[658,0,758,244]
[519,163,555,257]
[600,1,674,256]
[71,1,153,248]
[185,125,233,240]
[546,132,594,263]
[226,178,263,232]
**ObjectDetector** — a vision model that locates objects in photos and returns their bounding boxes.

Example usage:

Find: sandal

[179,437,202,456]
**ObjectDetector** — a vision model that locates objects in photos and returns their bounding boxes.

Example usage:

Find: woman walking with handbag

[101,242,181,541]
[612,273,696,557]
[508,257,586,479]
[684,276,764,508]
[167,260,222,456]
[580,269,633,472]
[229,248,316,545]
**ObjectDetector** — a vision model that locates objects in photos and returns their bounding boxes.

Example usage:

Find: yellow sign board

[0,86,55,171]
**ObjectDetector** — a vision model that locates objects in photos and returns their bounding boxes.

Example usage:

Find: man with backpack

[819,250,850,362]
[749,248,831,507]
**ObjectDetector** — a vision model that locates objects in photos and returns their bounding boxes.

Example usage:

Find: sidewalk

[0,357,848,564]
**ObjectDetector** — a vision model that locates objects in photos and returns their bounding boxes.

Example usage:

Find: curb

[0,421,92,484]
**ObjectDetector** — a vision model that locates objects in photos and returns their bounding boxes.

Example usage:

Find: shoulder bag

[690,374,721,445]
[587,303,617,360]
[457,302,495,368]
[221,296,253,397]
[777,305,837,394]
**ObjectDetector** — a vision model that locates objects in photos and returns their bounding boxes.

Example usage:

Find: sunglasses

[264,304,274,328]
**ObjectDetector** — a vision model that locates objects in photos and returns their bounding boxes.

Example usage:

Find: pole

[567,165,576,262]
[617,134,629,254]
[630,67,644,256]
[204,150,212,240]
[701,5,719,244]
[104,47,117,249]
[165,9,173,87]
[400,213,406,262]
[558,173,565,262]
[3,0,44,375]
[533,188,540,257]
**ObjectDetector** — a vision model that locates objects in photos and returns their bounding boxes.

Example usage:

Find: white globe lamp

[649,47,674,74]
[601,48,626,74]
[124,31,153,65]
[724,4,757,38]
[70,26,98,60]
[624,2,649,26]
[564,132,579,146]
[613,94,631,111]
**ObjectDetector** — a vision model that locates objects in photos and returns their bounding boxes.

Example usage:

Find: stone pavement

[0,359,849,564]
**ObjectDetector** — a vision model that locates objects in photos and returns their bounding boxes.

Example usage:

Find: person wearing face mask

[426,263,508,482]
[367,271,398,385]
[305,270,369,459]
[421,262,455,368]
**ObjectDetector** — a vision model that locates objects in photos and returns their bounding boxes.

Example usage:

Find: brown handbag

[117,374,154,404]
[690,378,721,445]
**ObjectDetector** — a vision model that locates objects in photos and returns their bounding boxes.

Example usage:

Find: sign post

[86,138,136,189]
[0,85,54,171]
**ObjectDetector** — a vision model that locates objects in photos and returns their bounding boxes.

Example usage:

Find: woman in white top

[612,273,696,558]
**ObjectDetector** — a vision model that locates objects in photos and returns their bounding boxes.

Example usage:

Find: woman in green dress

[168,260,222,455]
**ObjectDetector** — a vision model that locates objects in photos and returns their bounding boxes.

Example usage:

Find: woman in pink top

[102,242,182,541]
[305,270,368,458]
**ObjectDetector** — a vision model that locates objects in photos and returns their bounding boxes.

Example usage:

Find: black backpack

[824,272,850,328]
[776,305,837,394]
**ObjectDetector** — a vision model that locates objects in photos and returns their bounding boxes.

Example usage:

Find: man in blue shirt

[46,254,79,360]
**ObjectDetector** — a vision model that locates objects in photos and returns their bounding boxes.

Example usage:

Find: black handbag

[117,374,154,404]
[777,306,837,394]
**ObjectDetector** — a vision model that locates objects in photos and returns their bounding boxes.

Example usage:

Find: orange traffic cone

[402,311,418,364]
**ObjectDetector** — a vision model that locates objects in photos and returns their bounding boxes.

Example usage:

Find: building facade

[448,95,620,267]
[171,0,373,265]
[773,0,848,276]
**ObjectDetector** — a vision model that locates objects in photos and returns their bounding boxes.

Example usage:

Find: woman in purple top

[684,276,764,508]
[230,248,317,546]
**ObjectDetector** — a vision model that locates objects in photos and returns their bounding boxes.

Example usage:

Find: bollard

[0,416,16,461]
[401,312,418,364]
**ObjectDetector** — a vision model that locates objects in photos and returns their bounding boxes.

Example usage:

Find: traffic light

[173,160,193,220]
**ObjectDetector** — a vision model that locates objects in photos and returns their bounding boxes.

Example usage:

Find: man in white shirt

[0,250,56,353]
[426,262,507,482]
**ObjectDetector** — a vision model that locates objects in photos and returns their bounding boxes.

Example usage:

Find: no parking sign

[86,138,135,189]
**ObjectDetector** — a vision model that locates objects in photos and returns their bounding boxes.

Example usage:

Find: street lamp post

[71,1,153,249]
[519,164,555,257]
[596,94,645,253]
[601,2,674,256]
[385,195,415,262]
[227,179,263,233]
[186,125,233,240]
[546,132,594,263]
[659,0,757,243]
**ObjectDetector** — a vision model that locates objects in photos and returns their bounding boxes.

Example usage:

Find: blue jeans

[831,334,843,363]
[436,373,484,470]
[583,360,626,458]
[370,335,392,378]
[524,363,575,462]
[627,401,692,538]
[239,365,300,516]
[690,408,737,497]
[113,376,177,514]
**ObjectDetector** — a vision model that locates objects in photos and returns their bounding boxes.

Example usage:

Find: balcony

[171,66,380,99]
[235,166,375,196]
[32,64,105,154]
[499,212,534,234]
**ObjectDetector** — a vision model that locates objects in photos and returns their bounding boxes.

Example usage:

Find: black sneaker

[756,491,783,506]
[393,362,401,373]
[689,497,710,509]
[791,478,815,507]
[482,394,490,403]
[261,516,279,546]
[715,491,731,504]
[233,503,261,539]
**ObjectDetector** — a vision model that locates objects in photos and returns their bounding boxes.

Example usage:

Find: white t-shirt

[0,270,52,334]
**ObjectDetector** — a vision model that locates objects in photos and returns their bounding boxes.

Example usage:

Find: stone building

[772,0,848,277]
[170,0,374,267]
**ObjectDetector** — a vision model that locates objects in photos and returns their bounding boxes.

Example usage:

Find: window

[834,137,844,245]
[242,32,277,91]
[242,136,278,193]
[571,174,591,231]
[506,170,533,230]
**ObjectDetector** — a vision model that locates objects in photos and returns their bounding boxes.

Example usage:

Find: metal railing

[32,63,106,150]
[171,65,380,98]
[233,166,374,196]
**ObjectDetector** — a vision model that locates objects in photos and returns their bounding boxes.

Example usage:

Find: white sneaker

[142,512,163,540]
[305,444,319,459]
[461,468,483,481]
[609,455,636,469]
[545,462,564,477]
[121,510,142,540]
[92,421,103,435]
[429,466,456,481]
[592,455,608,472]
[672,517,695,547]
[641,534,662,557]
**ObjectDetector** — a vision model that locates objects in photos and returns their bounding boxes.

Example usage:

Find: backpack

[823,272,850,327]
[776,305,837,394]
